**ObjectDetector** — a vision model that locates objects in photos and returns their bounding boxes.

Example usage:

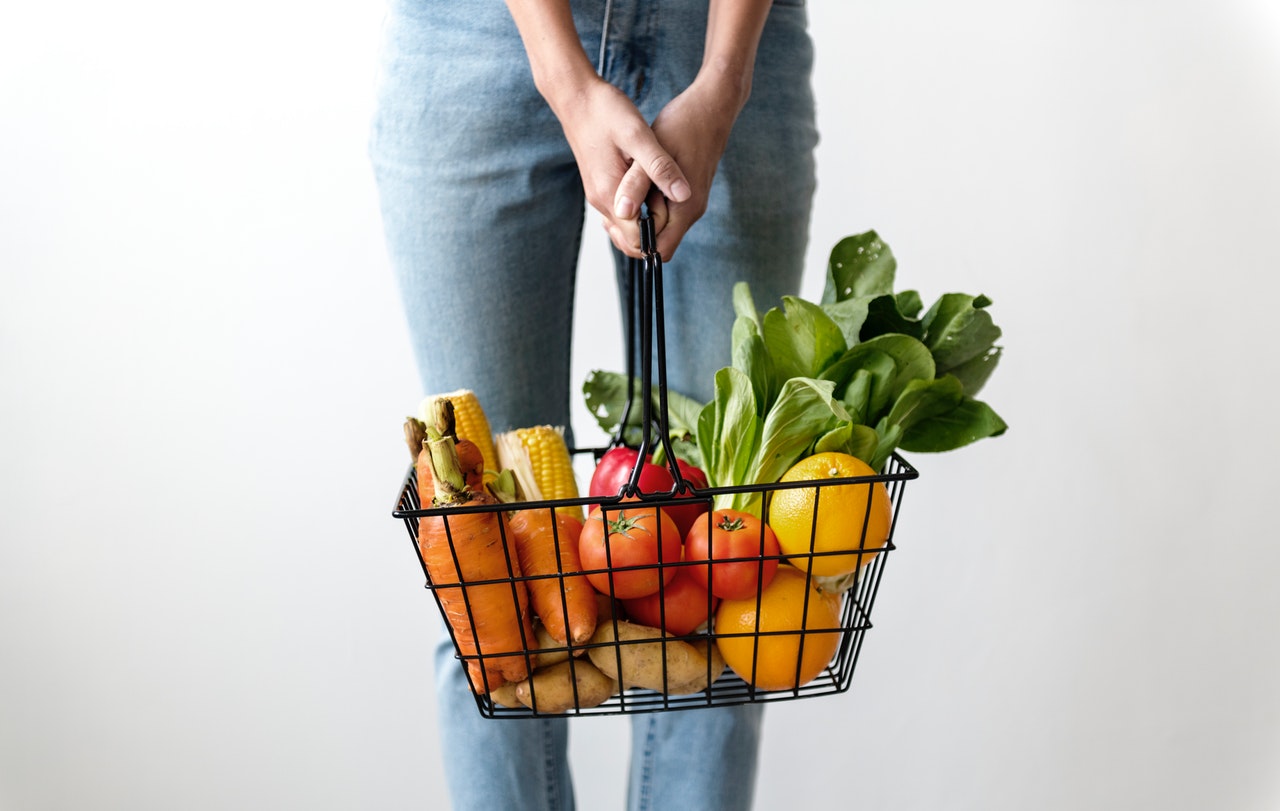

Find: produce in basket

[515,658,619,713]
[684,508,781,600]
[587,619,727,695]
[588,446,709,537]
[419,389,499,481]
[582,231,1007,516]
[578,503,682,600]
[496,425,583,520]
[492,432,598,645]
[768,452,892,578]
[416,400,536,693]
[715,566,842,690]
[620,565,718,636]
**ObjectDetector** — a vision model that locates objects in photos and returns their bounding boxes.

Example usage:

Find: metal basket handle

[612,213,693,498]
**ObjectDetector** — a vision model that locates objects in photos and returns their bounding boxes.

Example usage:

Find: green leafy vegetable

[582,228,1008,501]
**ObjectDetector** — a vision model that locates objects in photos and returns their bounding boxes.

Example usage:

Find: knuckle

[646,154,679,181]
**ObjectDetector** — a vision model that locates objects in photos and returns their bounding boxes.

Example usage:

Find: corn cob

[419,389,498,480]
[496,425,583,520]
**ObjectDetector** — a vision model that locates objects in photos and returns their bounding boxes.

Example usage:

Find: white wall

[3,1,1278,809]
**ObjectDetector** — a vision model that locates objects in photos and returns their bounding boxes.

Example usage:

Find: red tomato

[675,458,709,490]
[684,509,781,601]
[578,503,682,600]
[664,459,710,538]
[622,563,719,636]
[589,447,675,498]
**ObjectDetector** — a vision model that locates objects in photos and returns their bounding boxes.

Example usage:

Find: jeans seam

[543,721,561,810]
[637,714,657,811]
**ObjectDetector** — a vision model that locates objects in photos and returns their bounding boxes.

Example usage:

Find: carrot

[504,507,598,646]
[490,435,598,646]
[416,403,535,693]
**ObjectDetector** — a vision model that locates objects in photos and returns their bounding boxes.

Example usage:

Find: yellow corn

[419,389,498,479]
[496,425,583,520]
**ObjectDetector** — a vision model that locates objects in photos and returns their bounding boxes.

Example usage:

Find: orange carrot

[504,507,598,646]
[416,404,535,693]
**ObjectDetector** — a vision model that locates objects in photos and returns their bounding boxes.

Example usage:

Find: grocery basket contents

[392,221,1007,718]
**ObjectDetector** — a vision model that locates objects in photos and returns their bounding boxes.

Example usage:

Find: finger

[643,188,669,236]
[613,162,650,221]
[604,218,644,259]
[654,204,696,262]
[629,139,691,205]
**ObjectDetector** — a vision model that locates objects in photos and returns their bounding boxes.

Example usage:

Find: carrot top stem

[423,397,475,507]
[426,432,471,506]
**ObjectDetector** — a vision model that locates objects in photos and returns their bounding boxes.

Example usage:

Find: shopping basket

[392,217,918,718]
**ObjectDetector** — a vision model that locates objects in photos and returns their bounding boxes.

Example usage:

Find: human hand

[549,77,693,258]
[613,72,746,261]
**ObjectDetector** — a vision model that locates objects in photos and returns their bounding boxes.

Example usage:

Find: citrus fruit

[714,566,842,690]
[767,452,893,577]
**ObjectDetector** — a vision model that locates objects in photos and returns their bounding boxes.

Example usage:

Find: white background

[3,1,1279,809]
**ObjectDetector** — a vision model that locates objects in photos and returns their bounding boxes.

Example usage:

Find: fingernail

[670,179,691,202]
[615,196,636,219]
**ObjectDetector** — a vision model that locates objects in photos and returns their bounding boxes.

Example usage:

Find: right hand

[550,77,692,258]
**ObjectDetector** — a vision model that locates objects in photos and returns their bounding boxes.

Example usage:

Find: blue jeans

[371,0,817,808]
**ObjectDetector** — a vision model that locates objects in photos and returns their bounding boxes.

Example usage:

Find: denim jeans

[371,0,817,808]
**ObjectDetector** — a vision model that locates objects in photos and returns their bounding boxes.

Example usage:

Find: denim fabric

[371,1,816,808]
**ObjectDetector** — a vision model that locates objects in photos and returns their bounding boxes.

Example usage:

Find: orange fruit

[714,566,843,690]
[767,452,893,577]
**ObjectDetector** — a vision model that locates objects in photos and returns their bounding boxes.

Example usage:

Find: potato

[489,681,522,709]
[529,623,573,670]
[587,620,726,695]
[515,659,618,713]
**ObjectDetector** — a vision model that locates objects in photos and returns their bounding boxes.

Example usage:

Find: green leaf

[871,424,903,473]
[947,345,1002,396]
[820,297,873,348]
[731,314,774,414]
[865,378,962,470]
[750,378,851,488]
[921,293,1003,374]
[583,369,637,438]
[899,397,1009,453]
[860,293,924,342]
[700,367,761,491]
[838,366,879,425]
[820,334,936,422]
[881,376,965,434]
[814,423,880,468]
[582,369,703,446]
[896,290,924,319]
[761,296,847,381]
[732,281,762,333]
[663,387,706,441]
[822,231,896,303]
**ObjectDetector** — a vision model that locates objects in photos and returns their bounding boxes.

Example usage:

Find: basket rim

[393,450,919,519]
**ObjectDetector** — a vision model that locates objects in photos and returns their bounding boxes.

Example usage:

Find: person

[370,0,818,808]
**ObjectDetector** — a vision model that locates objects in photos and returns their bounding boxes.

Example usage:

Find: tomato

[622,563,719,636]
[578,502,682,600]
[664,458,710,538]
[675,458,709,490]
[589,447,675,498]
[589,447,710,537]
[684,509,781,601]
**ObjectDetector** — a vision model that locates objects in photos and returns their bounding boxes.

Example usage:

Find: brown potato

[515,658,618,713]
[587,620,726,695]
[489,681,522,709]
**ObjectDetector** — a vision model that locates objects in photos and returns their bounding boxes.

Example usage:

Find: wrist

[530,52,602,113]
[696,54,755,113]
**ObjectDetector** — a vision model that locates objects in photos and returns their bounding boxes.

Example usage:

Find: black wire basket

[392,217,919,719]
